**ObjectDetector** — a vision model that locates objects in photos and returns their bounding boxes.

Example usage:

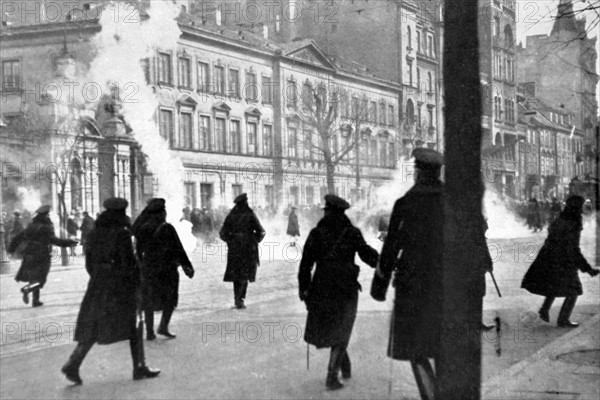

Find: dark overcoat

[286,210,300,237]
[74,216,139,344]
[374,180,444,360]
[522,216,592,297]
[136,220,193,311]
[79,215,95,250]
[9,215,75,287]
[299,213,378,348]
[220,204,265,282]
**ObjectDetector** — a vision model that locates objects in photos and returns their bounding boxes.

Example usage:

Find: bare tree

[9,104,87,266]
[297,82,369,195]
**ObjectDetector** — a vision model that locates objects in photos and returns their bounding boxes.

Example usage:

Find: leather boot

[157,307,176,338]
[539,297,554,322]
[130,335,160,380]
[145,309,156,340]
[340,351,351,379]
[61,342,93,385]
[32,288,43,307]
[326,346,344,390]
[557,296,579,327]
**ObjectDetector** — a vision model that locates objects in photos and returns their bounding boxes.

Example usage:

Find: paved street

[0,225,598,399]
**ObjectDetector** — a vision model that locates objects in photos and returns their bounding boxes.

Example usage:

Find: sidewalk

[483,313,600,400]
[1,288,599,399]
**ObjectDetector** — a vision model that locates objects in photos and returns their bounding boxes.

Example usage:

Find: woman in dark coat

[8,205,77,307]
[219,193,265,309]
[133,198,195,340]
[298,195,378,390]
[286,206,300,246]
[61,198,160,385]
[522,195,599,327]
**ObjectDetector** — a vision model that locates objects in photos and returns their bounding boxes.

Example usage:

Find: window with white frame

[198,62,210,92]
[199,115,211,150]
[230,120,241,153]
[158,52,172,84]
[179,57,191,88]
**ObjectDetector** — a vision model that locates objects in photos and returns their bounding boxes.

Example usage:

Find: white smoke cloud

[87,1,184,220]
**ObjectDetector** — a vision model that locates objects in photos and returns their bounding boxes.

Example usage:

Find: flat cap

[103,197,128,211]
[145,198,166,213]
[234,193,248,205]
[323,194,350,211]
[35,205,51,215]
[412,148,444,170]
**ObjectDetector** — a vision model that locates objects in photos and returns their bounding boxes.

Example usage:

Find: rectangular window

[214,65,225,95]
[306,186,314,205]
[303,128,313,160]
[229,69,240,97]
[302,83,313,110]
[246,72,258,101]
[370,140,378,165]
[247,121,257,154]
[380,139,387,167]
[263,125,273,156]
[370,101,377,123]
[2,60,20,91]
[388,105,395,126]
[178,58,191,88]
[262,76,273,104]
[389,142,396,167]
[265,185,274,208]
[215,117,226,152]
[179,112,193,149]
[417,31,421,53]
[230,120,241,153]
[428,36,433,57]
[198,62,210,92]
[351,97,359,117]
[158,53,172,84]
[184,182,196,208]
[159,109,174,145]
[287,80,297,108]
[379,102,386,125]
[288,126,297,158]
[200,183,213,209]
[428,108,434,127]
[199,115,211,150]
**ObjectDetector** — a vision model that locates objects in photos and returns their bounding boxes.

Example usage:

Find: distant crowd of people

[513,197,594,232]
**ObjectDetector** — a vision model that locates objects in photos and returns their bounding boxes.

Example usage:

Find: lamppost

[0,173,11,273]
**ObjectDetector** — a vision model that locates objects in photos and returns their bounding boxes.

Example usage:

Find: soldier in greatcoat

[298,195,379,390]
[61,198,160,384]
[371,148,446,398]
[286,206,300,246]
[522,195,599,327]
[8,205,77,307]
[133,198,195,340]
[219,193,265,309]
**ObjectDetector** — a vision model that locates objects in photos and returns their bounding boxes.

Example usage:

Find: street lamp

[0,173,12,273]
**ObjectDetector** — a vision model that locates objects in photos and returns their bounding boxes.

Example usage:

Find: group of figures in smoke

[4,147,599,398]
[514,197,595,233]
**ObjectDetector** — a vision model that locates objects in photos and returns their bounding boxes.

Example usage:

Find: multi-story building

[517,0,598,180]
[189,0,444,152]
[479,0,520,197]
[0,5,401,216]
[517,90,585,200]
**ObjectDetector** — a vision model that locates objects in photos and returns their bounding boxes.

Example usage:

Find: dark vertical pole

[272,50,284,211]
[438,0,483,399]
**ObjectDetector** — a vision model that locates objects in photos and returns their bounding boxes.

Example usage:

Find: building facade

[517,0,598,181]
[1,7,400,217]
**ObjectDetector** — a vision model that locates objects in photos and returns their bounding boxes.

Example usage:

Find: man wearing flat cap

[63,197,160,384]
[298,194,379,390]
[132,198,195,339]
[8,205,77,307]
[220,193,265,309]
[371,148,445,398]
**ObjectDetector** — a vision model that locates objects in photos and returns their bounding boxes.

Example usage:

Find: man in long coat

[286,206,300,246]
[61,198,160,385]
[8,206,77,307]
[522,195,599,327]
[299,195,378,390]
[371,148,446,398]
[219,193,265,309]
[133,198,195,340]
[79,211,95,253]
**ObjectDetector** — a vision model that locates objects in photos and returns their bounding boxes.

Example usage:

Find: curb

[483,312,600,396]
